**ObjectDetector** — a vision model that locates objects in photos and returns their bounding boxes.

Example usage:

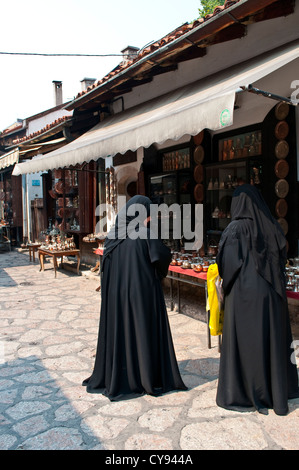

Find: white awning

[0,149,19,170]
[13,40,299,176]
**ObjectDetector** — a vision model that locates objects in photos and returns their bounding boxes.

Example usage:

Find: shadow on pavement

[0,354,104,450]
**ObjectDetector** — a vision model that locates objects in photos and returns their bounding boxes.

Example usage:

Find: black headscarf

[103,195,152,260]
[222,184,287,298]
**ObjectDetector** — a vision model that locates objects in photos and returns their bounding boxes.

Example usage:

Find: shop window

[205,126,263,250]
[148,145,193,251]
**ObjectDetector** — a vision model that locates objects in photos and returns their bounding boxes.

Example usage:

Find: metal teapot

[208,239,218,257]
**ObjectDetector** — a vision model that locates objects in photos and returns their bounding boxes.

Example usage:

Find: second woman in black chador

[83,195,187,401]
[216,184,299,415]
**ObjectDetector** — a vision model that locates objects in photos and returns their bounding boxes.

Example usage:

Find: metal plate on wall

[194,145,204,164]
[194,164,203,183]
[194,183,204,202]
[275,179,289,198]
[275,140,289,159]
[275,102,289,120]
[275,121,289,140]
[277,217,288,235]
[274,159,289,179]
[275,198,288,218]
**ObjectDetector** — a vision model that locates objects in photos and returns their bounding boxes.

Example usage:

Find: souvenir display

[286,267,299,292]
[219,130,262,161]
[169,250,216,275]
[106,167,117,212]
[163,148,190,171]
[50,169,80,232]
[39,231,77,252]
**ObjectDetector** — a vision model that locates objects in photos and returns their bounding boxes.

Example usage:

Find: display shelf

[149,170,193,250]
[50,169,80,233]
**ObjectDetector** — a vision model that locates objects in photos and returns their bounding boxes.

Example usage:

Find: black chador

[83,195,187,400]
[216,184,299,415]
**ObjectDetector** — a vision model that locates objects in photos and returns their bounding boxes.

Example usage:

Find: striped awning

[0,149,19,170]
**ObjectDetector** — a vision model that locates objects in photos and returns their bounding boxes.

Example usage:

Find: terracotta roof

[1,122,24,137]
[72,0,241,100]
[12,116,72,145]
[66,0,294,112]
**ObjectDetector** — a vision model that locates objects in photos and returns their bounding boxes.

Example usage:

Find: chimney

[52,80,63,106]
[121,46,139,66]
[80,77,96,92]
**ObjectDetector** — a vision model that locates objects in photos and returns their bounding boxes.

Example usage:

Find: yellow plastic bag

[206,263,224,336]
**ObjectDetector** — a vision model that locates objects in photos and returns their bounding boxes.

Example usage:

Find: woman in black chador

[83,195,187,400]
[216,184,299,415]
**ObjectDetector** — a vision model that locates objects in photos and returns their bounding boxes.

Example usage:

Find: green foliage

[198,0,225,17]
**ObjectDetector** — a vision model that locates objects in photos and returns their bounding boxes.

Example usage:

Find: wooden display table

[38,248,80,278]
[168,264,207,310]
[27,243,41,262]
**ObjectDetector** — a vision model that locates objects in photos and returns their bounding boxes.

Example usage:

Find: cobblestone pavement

[0,250,298,451]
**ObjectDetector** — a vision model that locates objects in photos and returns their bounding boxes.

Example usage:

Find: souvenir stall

[0,167,23,246]
[39,159,113,268]
[143,99,299,331]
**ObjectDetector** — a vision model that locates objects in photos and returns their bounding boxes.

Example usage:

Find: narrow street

[0,249,298,451]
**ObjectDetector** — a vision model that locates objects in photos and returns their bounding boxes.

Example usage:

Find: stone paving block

[0,251,298,451]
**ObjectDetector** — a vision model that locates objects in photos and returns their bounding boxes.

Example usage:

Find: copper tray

[277,217,288,235]
[275,159,289,179]
[58,208,64,218]
[275,199,288,218]
[275,121,289,140]
[275,179,289,198]
[193,130,204,146]
[194,164,203,183]
[49,189,58,199]
[275,102,289,120]
[194,145,204,164]
[194,183,204,202]
[275,140,289,159]
[55,180,64,194]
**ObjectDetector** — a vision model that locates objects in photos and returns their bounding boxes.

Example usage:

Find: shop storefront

[0,150,23,246]
[141,100,299,314]
[32,158,109,265]
[11,39,299,302]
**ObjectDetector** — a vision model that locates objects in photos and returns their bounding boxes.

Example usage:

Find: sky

[0,0,202,133]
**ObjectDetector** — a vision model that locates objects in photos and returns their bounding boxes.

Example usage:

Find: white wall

[27,109,72,135]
